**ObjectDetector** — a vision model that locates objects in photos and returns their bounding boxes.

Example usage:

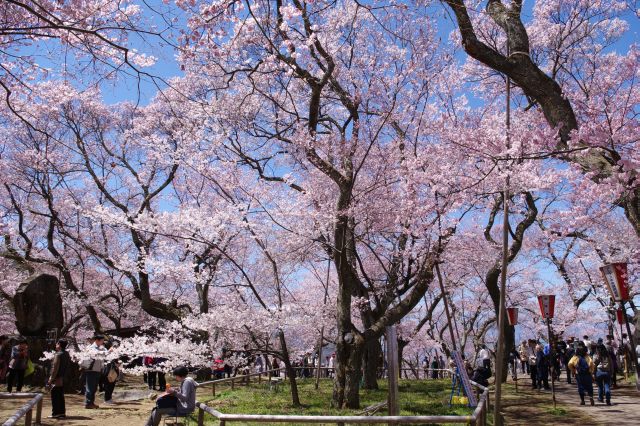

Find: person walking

[528,340,538,389]
[83,334,107,409]
[593,344,613,405]
[48,339,71,419]
[508,346,519,379]
[518,341,529,374]
[565,339,575,384]
[535,344,550,390]
[6,338,29,393]
[569,343,595,406]
[604,335,618,387]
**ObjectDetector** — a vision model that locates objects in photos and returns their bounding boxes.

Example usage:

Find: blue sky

[85,1,640,107]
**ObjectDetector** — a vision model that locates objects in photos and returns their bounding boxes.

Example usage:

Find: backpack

[577,356,590,375]
[598,355,610,371]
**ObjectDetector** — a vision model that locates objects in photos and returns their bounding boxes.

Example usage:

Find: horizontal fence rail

[194,369,490,425]
[0,393,44,426]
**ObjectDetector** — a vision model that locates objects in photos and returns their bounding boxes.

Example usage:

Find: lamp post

[537,295,556,408]
[600,262,640,390]
[506,307,519,392]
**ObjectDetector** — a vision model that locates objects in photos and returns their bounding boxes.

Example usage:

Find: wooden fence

[194,370,490,425]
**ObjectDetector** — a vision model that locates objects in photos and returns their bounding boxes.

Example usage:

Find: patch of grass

[547,407,568,416]
[194,378,474,425]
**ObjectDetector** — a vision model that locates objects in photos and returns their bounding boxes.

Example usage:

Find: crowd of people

[3,330,640,423]
[509,334,639,406]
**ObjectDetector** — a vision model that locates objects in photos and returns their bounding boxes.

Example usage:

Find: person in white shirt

[84,335,108,409]
[478,345,491,369]
[328,353,335,378]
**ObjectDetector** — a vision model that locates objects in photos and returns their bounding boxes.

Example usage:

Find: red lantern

[600,262,630,302]
[506,307,518,326]
[616,308,626,325]
[537,295,556,319]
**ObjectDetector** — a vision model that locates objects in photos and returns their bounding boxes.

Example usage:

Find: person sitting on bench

[145,366,196,426]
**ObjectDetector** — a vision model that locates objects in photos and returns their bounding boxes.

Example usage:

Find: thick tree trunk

[362,338,381,390]
[333,336,364,409]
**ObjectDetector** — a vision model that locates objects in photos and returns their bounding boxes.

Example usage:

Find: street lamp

[600,262,640,390]
[506,307,519,392]
[537,295,556,408]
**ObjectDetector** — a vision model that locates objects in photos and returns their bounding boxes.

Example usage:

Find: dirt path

[552,379,640,425]
[0,381,159,426]
[503,374,640,425]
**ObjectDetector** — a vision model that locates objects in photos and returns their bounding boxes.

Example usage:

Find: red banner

[506,307,518,326]
[600,263,630,302]
[616,308,626,324]
[537,295,555,319]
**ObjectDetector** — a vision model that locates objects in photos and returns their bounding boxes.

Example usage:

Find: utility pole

[493,49,512,426]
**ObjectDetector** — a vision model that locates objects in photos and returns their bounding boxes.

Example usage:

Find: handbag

[24,359,35,377]
[106,366,118,383]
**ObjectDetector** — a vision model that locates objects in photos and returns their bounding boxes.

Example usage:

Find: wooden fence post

[198,407,205,426]
[212,382,216,396]
[24,408,32,426]
[386,325,400,416]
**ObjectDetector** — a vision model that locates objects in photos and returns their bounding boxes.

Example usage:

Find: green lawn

[194,378,474,425]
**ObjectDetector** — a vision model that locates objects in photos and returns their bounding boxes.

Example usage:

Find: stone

[13,274,64,337]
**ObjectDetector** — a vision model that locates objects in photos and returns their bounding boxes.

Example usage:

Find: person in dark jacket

[565,339,575,384]
[102,360,121,405]
[430,358,439,379]
[535,344,550,390]
[6,338,29,393]
[471,365,491,387]
[593,344,613,405]
[48,339,71,418]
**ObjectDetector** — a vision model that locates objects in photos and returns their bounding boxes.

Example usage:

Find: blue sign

[452,350,478,407]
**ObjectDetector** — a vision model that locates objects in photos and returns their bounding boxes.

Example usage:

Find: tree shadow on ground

[500,384,590,425]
